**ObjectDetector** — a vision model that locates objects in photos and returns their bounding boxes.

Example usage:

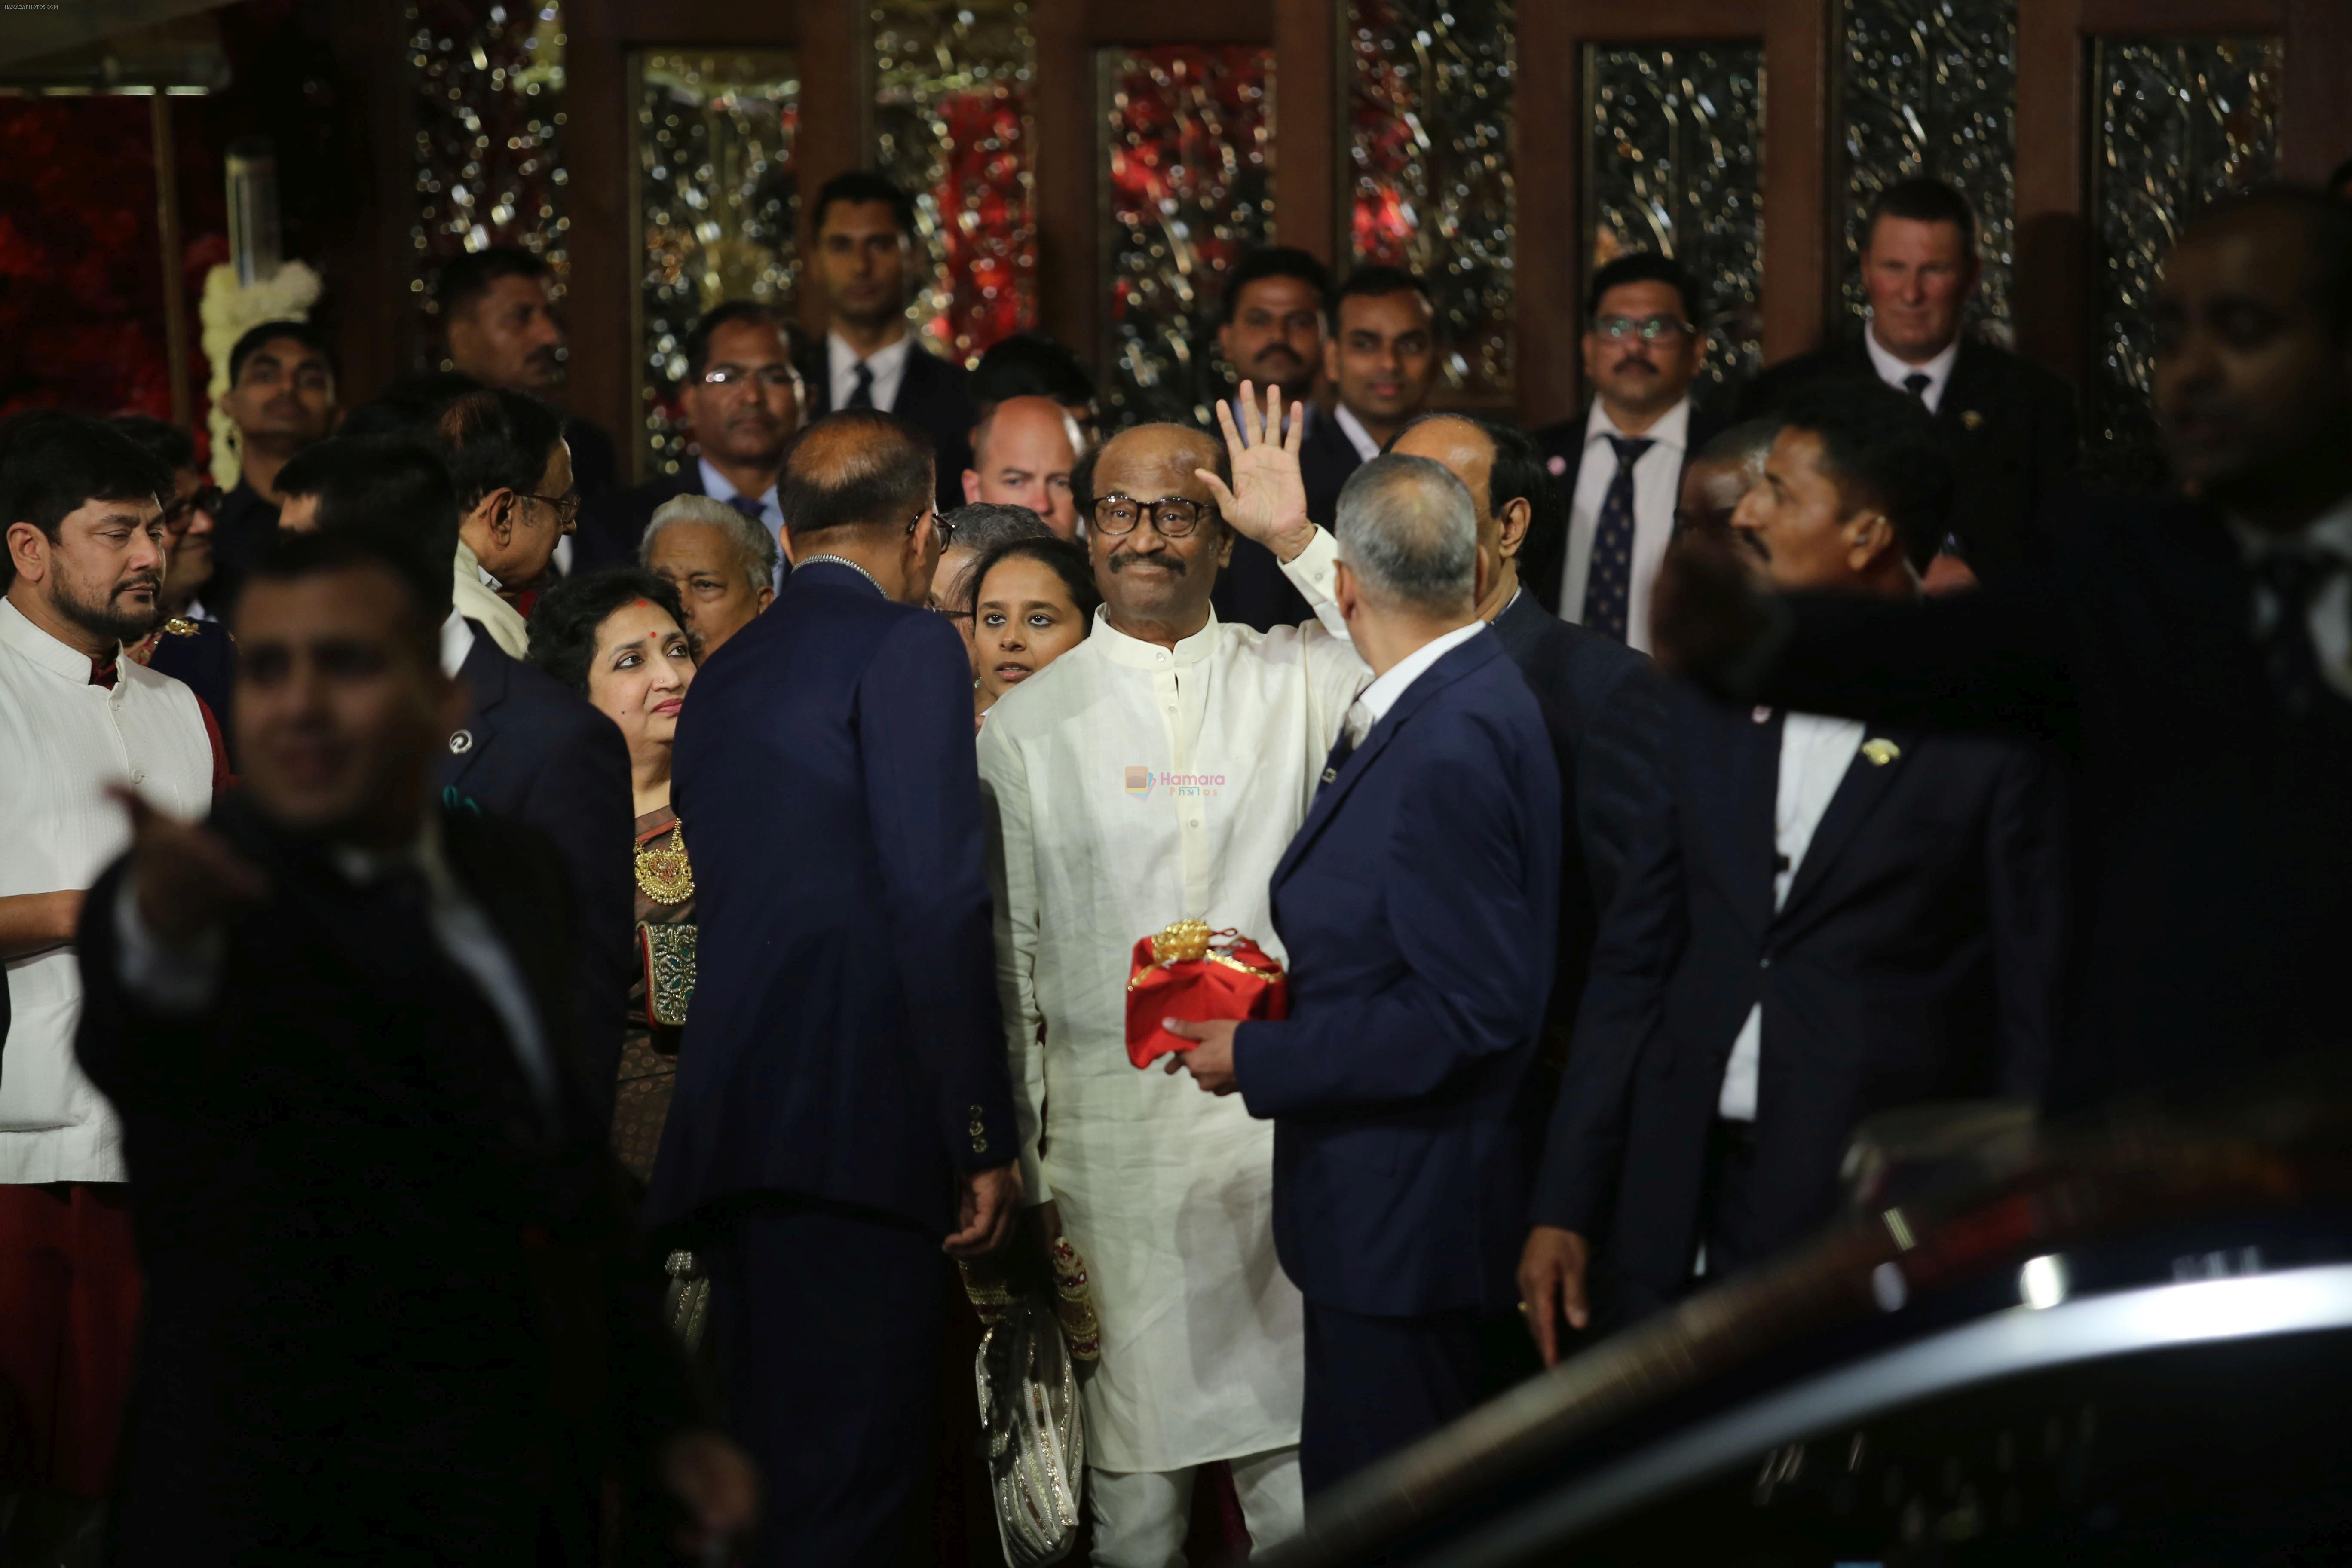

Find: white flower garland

[198,261,323,487]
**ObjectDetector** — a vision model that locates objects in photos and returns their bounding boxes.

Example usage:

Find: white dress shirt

[697,457,788,591]
[1342,619,1484,748]
[0,598,212,1184]
[1561,395,1692,654]
[1864,324,1962,414]
[1333,403,1383,465]
[827,329,914,413]
[1716,711,1867,1121]
[977,531,1364,1472]
[2235,494,2352,704]
[439,608,477,680]
[111,819,560,1119]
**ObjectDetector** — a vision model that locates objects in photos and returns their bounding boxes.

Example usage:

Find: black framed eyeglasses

[1093,494,1212,538]
[916,507,954,549]
[162,485,223,525]
[522,491,583,529]
[1592,314,1696,343]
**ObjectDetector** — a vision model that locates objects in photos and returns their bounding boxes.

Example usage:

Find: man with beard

[579,301,803,575]
[438,247,622,514]
[109,417,238,749]
[1212,248,1336,632]
[0,413,221,1564]
[1527,254,1726,652]
[977,390,1368,1563]
[210,320,339,618]
[791,172,977,514]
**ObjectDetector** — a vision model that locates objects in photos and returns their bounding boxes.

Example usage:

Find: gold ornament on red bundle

[1124,919,1289,1069]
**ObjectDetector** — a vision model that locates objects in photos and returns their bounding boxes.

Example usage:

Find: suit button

[968,1121,985,1137]
[973,1137,989,1154]
[1758,955,1771,970]
[968,1104,983,1116]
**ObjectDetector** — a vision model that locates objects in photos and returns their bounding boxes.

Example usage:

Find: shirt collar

[697,457,777,511]
[1864,323,1962,401]
[0,595,118,684]
[828,329,913,382]
[439,608,477,679]
[1334,404,1383,463]
[2231,489,2352,564]
[1583,395,1692,454]
[455,538,502,592]
[328,813,452,899]
[1090,605,1222,669]
[1355,619,1484,727]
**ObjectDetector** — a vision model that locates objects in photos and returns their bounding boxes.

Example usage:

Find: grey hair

[640,492,778,591]
[942,501,1054,555]
[1332,453,1478,614]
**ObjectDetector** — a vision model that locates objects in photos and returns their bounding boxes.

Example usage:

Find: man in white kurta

[0,416,214,1522]
[978,409,1363,1565]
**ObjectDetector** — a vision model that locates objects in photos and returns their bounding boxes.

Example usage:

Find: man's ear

[6,519,46,585]
[1216,320,1236,371]
[962,469,983,505]
[1212,518,1235,571]
[487,490,518,544]
[1847,509,1898,572]
[1332,559,1359,622]
[1495,496,1533,561]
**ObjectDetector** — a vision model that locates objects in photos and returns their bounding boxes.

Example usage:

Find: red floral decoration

[924,84,1035,363]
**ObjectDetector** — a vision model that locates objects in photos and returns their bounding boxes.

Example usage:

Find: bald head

[1678,418,1780,536]
[966,395,1084,538]
[781,408,936,548]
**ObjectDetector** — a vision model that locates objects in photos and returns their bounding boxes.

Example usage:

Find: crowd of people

[1,158,2349,1568]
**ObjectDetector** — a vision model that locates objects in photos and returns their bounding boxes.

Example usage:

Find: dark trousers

[1298,1298,1536,1503]
[709,1200,949,1568]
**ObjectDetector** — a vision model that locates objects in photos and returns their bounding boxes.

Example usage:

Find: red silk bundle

[1124,920,1289,1069]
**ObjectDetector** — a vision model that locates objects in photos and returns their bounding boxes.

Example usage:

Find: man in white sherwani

[977,389,1362,1565]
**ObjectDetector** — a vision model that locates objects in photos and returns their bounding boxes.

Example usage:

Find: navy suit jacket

[795,338,976,514]
[1236,630,1561,1318]
[1533,683,2068,1298]
[1212,407,1358,633]
[443,625,636,1125]
[1488,589,1666,1046]
[144,616,238,765]
[649,561,1018,1236]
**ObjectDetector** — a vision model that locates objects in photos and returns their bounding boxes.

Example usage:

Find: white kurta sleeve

[976,721,1053,1204]
[1268,527,1370,746]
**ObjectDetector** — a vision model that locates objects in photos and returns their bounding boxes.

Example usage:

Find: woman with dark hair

[527,568,699,1184]
[434,386,573,655]
[968,534,1100,726]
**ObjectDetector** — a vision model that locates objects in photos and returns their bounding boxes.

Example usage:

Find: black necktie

[1581,435,1653,642]
[725,494,766,524]
[846,362,875,410]
[1902,371,1932,404]
[2255,552,2341,716]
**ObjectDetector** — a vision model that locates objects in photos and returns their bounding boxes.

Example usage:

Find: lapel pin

[1861,738,1901,766]
[448,729,475,756]
[1320,767,1338,785]
[1752,706,1773,724]
[1961,410,1984,432]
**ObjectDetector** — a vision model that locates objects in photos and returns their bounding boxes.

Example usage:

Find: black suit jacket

[1534,683,2068,1299]
[796,334,976,514]
[1737,335,2079,584]
[1525,402,1731,619]
[574,464,704,576]
[564,413,620,501]
[1213,410,1360,632]
[444,625,636,1124]
[205,478,279,624]
[1727,495,2352,1108]
[73,800,697,1565]
[1488,589,1667,1047]
[143,616,237,764]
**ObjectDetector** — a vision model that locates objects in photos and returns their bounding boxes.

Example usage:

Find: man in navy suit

[790,173,977,514]
[1520,381,2069,1361]
[300,438,636,1124]
[1166,453,1561,1498]
[574,300,802,576]
[650,409,1021,1568]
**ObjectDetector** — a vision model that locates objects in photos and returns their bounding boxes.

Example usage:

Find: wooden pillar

[1031,0,1097,361]
[796,0,867,351]
[1270,0,1338,264]
[150,96,193,430]
[1514,3,1581,429]
[1760,0,1829,366]
[563,0,632,466]
[2281,0,2352,184]
[2012,0,2086,385]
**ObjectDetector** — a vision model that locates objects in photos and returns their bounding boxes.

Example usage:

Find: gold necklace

[634,822,695,904]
